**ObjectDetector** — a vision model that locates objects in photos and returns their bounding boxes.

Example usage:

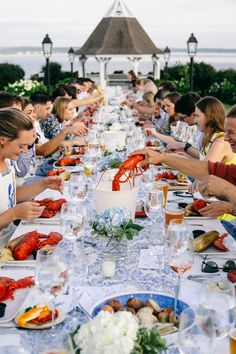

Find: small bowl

[192,229,205,239]
[178,202,188,209]
[0,303,6,318]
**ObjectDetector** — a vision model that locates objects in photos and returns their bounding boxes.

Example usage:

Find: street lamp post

[187,33,198,91]
[68,47,75,80]
[163,46,171,79]
[42,34,53,94]
[80,55,87,77]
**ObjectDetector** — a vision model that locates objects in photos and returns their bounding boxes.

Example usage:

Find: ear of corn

[194,230,219,252]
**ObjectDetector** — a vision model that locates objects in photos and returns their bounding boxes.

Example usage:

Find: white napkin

[138,249,165,270]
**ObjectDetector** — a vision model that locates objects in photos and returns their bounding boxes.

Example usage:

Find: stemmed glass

[143,190,164,251]
[196,277,235,339]
[68,173,88,203]
[178,307,215,354]
[67,243,88,321]
[168,220,194,312]
[35,254,68,334]
[60,202,84,252]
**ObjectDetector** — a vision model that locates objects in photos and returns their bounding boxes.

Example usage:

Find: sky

[0,0,235,49]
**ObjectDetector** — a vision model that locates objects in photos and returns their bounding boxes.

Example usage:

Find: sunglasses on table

[201,255,236,273]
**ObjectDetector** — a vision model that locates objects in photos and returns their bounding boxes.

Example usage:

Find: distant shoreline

[0,47,236,54]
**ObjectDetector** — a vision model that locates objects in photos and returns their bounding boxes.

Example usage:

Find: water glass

[60,202,85,251]
[197,277,235,339]
[68,173,88,202]
[36,257,68,333]
[178,307,215,354]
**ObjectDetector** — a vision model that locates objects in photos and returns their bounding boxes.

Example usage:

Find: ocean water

[0,51,235,79]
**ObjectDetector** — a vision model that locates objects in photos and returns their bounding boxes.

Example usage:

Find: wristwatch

[184,143,192,152]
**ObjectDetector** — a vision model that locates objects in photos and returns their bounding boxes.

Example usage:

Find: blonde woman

[40,97,86,140]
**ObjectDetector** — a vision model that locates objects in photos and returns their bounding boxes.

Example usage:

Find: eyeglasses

[201,255,236,273]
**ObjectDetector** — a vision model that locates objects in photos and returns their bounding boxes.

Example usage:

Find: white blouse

[0,160,17,246]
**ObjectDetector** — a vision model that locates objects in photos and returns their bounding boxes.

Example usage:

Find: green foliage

[4,79,46,98]
[91,219,143,242]
[158,62,236,105]
[192,62,217,96]
[132,327,166,354]
[41,62,63,86]
[163,64,189,93]
[0,63,25,90]
[209,79,236,105]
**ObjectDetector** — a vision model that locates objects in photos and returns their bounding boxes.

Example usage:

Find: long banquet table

[0,184,231,353]
[0,91,232,353]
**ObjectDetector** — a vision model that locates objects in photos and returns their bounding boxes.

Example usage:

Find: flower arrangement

[71,311,166,354]
[91,208,143,242]
[100,150,126,172]
[4,79,46,97]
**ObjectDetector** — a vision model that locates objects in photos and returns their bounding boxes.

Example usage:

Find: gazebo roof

[76,0,163,56]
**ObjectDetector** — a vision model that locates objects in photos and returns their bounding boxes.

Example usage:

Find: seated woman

[0,108,63,246]
[180,96,236,163]
[40,97,86,140]
[145,92,182,140]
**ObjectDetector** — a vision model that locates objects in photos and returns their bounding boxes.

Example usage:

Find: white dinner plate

[0,288,30,323]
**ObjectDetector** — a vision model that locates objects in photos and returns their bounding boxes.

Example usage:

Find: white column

[127,56,142,76]
[96,57,109,88]
[153,56,160,80]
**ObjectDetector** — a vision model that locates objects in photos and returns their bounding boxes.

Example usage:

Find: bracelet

[184,143,192,152]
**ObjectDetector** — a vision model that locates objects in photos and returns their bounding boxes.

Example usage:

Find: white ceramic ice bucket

[93,169,138,220]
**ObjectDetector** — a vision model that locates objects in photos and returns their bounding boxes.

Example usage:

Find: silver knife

[187,274,222,283]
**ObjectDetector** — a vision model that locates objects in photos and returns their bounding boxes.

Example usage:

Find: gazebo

[76,0,163,87]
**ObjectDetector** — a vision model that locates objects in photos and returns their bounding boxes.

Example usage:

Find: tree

[192,62,216,96]
[41,61,63,87]
[0,63,25,90]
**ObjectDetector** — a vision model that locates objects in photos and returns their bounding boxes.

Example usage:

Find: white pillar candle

[102,260,116,278]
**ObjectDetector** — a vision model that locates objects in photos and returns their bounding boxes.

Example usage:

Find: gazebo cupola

[76,0,163,87]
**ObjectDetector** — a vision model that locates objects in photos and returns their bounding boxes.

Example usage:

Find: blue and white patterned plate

[90,291,188,318]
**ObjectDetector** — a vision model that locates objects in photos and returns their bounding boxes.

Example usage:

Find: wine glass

[143,190,164,251]
[141,170,152,193]
[60,202,84,252]
[178,307,215,354]
[67,243,88,321]
[168,220,194,312]
[36,257,68,333]
[35,245,57,280]
[197,277,235,339]
[68,173,88,203]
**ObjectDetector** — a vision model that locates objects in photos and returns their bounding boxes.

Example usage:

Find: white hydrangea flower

[75,311,138,354]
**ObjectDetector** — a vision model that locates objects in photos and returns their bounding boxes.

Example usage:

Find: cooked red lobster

[0,276,35,302]
[213,233,229,252]
[35,198,66,218]
[155,171,176,180]
[7,231,63,260]
[192,199,207,212]
[112,154,145,191]
[56,157,81,166]
[47,168,65,176]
